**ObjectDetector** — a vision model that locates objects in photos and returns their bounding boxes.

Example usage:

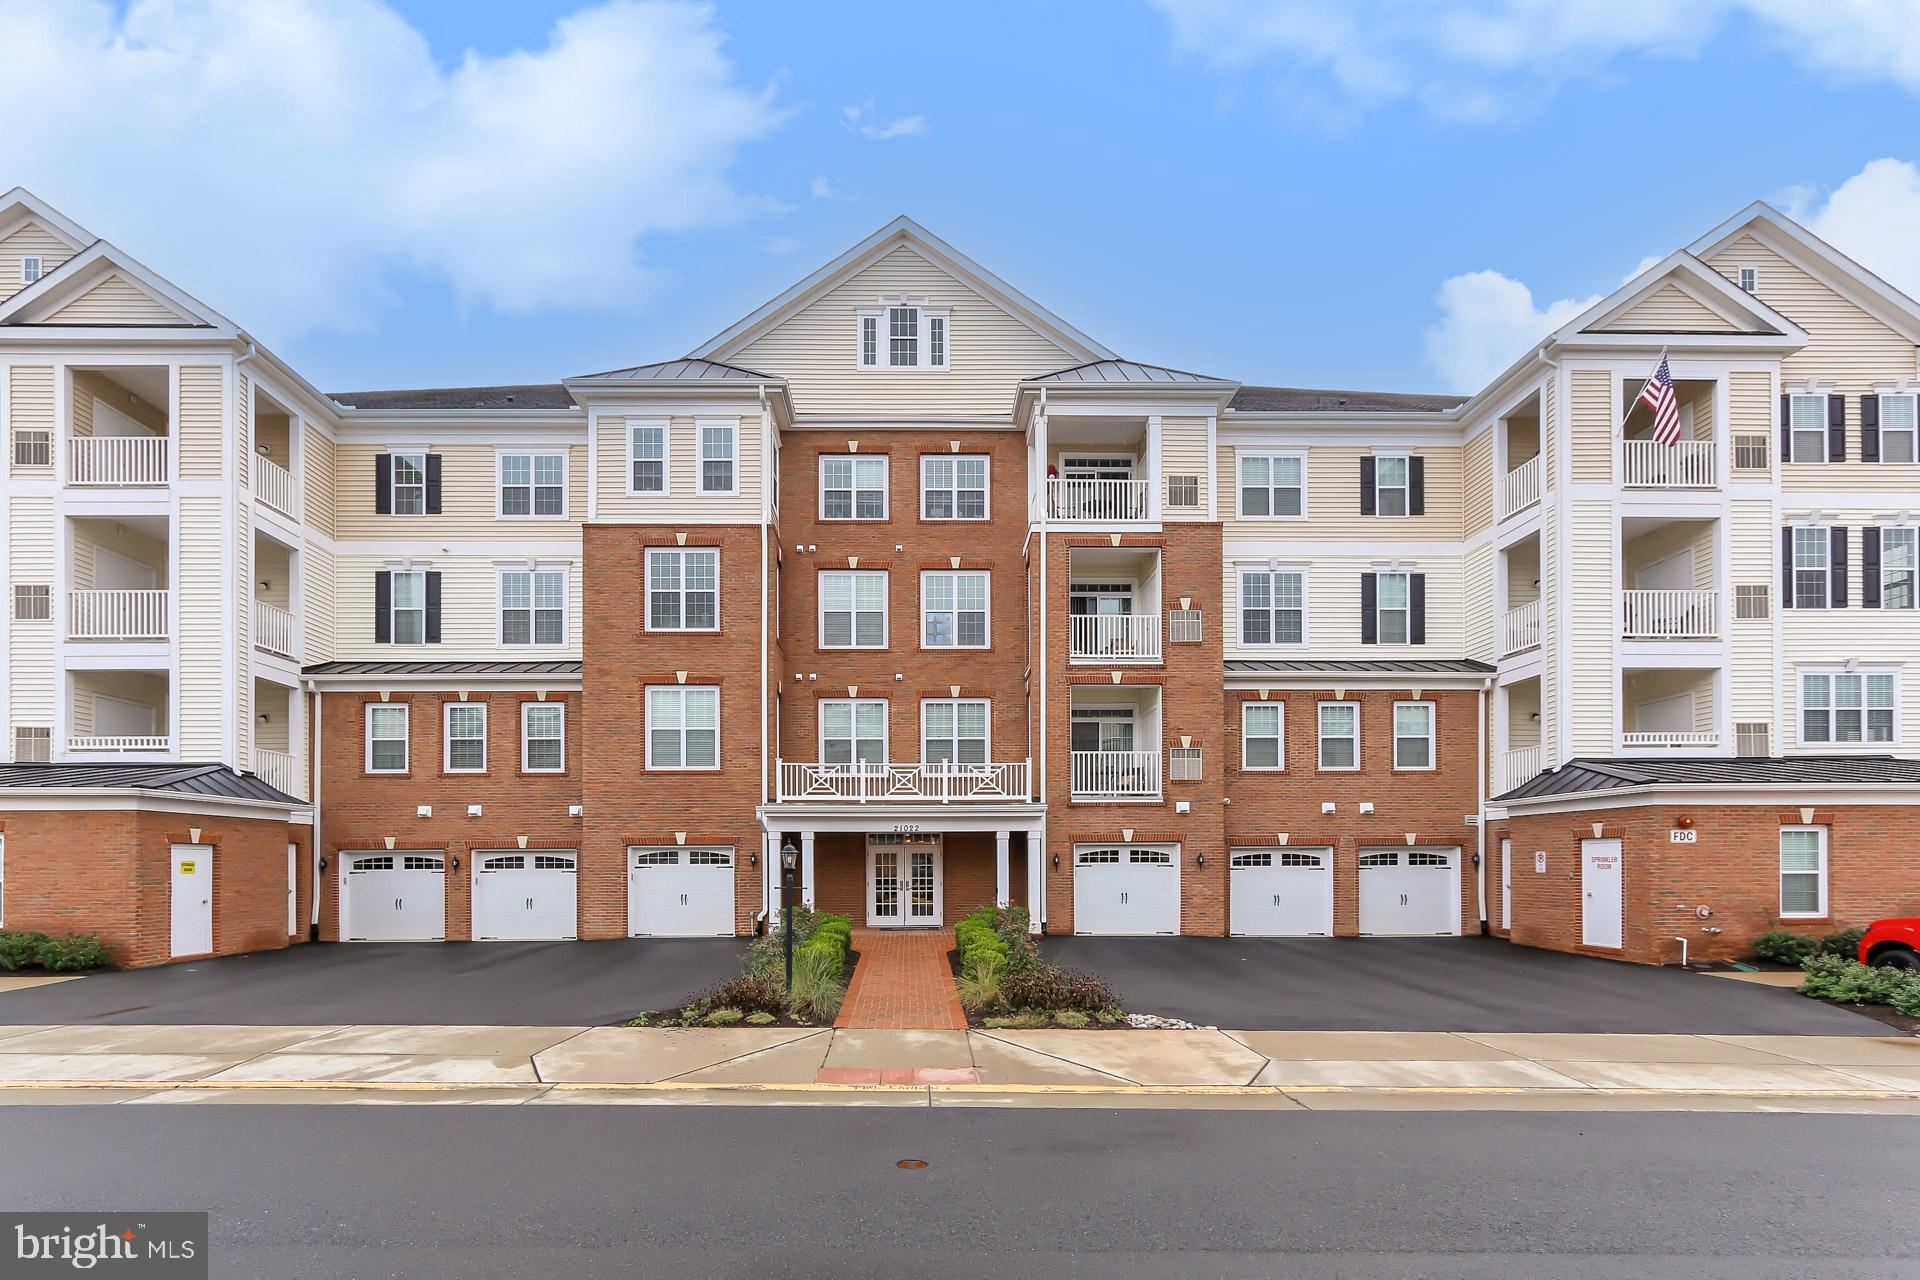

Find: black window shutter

[425,454,443,514]
[1409,574,1427,645]
[1780,527,1794,609]
[1359,456,1376,516]
[1360,573,1378,645]
[1830,526,1848,608]
[1409,457,1426,515]
[1861,395,1880,462]
[425,571,443,643]
[1863,527,1882,608]
[374,570,392,642]
[375,454,392,515]
[1828,395,1846,462]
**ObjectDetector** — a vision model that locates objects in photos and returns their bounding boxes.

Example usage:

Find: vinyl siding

[328,555,585,661]
[1567,502,1614,756]
[70,521,166,592]
[176,496,226,759]
[1569,370,1611,485]
[0,223,77,303]
[1728,499,1776,728]
[42,274,190,325]
[1463,540,1495,662]
[1160,416,1210,520]
[1221,554,1467,660]
[1592,283,1740,333]
[8,496,55,748]
[234,497,252,762]
[1218,444,1464,541]
[301,542,337,663]
[234,372,250,490]
[1542,379,1557,490]
[334,442,590,538]
[302,426,337,538]
[593,416,760,522]
[1729,370,1773,479]
[8,366,53,476]
[1709,236,1918,390]
[727,246,1074,417]
[175,366,223,481]
[1462,429,1493,536]
[1541,514,1558,758]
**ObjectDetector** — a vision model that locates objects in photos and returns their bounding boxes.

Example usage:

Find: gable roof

[329,384,578,411]
[1552,250,1803,348]
[691,216,1116,366]
[1496,755,1920,803]
[1228,385,1468,414]
[0,239,230,331]
[1689,200,1920,344]
[0,761,300,806]
[0,187,93,252]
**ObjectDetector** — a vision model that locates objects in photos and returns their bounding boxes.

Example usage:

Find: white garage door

[1357,847,1459,937]
[343,852,446,942]
[628,848,735,937]
[1073,846,1180,935]
[473,851,578,941]
[1230,847,1333,936]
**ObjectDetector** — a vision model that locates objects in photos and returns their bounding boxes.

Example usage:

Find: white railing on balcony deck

[69,435,168,486]
[1070,749,1161,798]
[68,589,168,640]
[1500,454,1542,517]
[1621,730,1718,749]
[254,600,297,659]
[1620,438,1715,488]
[253,454,295,516]
[776,760,1030,802]
[254,748,302,799]
[1069,613,1161,661]
[1622,589,1718,639]
[1503,745,1544,791]
[1046,478,1151,522]
[68,735,172,753]
[1500,600,1541,656]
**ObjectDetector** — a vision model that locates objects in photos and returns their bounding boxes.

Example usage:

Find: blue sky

[8,1,1920,396]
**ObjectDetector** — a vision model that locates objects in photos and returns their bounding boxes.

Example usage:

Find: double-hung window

[1374,456,1411,517]
[391,451,427,515]
[390,570,427,645]
[646,548,719,631]
[821,699,887,767]
[501,568,565,646]
[820,571,887,648]
[366,704,409,773]
[1240,568,1305,645]
[922,571,988,648]
[646,686,718,769]
[1393,701,1435,770]
[629,420,667,493]
[1779,827,1828,918]
[522,703,565,772]
[1793,528,1831,610]
[1879,394,1918,464]
[1238,454,1304,518]
[1375,572,1412,644]
[500,453,564,516]
[923,699,988,765]
[1789,394,1827,463]
[698,422,736,495]
[1801,671,1895,745]
[922,456,988,519]
[1317,702,1359,770]
[1241,702,1284,770]
[857,305,949,370]
[822,456,887,519]
[443,703,487,773]
[1882,527,1918,610]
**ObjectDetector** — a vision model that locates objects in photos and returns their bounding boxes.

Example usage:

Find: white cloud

[1781,157,1920,303]
[809,175,858,202]
[1423,270,1600,394]
[840,101,927,140]
[0,0,787,339]
[760,235,804,256]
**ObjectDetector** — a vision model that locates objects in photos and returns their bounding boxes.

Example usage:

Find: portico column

[1026,828,1045,934]
[801,829,816,909]
[995,830,1011,909]
[764,831,781,923]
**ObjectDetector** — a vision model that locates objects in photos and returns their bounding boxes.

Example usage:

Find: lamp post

[780,839,799,991]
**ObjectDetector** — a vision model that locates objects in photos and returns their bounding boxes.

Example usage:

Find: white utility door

[867,835,943,927]
[1581,838,1624,949]
[1073,846,1180,935]
[628,848,735,936]
[343,852,446,941]
[1357,847,1459,936]
[286,843,299,936]
[1500,838,1512,932]
[169,843,213,958]
[1229,847,1333,936]
[474,851,578,941]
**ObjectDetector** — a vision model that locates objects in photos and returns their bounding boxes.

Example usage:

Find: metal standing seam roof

[569,358,777,383]
[1228,386,1469,413]
[1027,360,1233,386]
[1496,755,1920,802]
[0,762,301,806]
[302,660,584,677]
[328,384,578,411]
[1226,658,1496,677]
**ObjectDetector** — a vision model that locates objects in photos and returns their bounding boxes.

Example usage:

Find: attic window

[20,257,41,285]
[1737,267,1758,293]
[857,305,948,371]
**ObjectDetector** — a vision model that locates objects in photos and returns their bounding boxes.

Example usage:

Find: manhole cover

[896,1158,928,1170]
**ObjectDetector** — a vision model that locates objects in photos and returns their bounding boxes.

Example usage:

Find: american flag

[1638,349,1682,446]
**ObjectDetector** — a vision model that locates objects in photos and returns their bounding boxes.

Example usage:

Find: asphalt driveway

[1039,934,1888,1035]
[0,939,747,1026]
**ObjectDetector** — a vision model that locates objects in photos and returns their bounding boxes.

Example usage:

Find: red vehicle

[1859,918,1920,971]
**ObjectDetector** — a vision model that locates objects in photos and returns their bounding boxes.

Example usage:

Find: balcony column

[800,829,816,909]
[995,830,1010,909]
[1145,415,1162,519]
[1026,828,1045,933]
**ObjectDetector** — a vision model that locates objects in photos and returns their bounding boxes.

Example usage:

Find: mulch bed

[946,946,1140,1031]
[618,950,859,1029]
[1810,999,1920,1037]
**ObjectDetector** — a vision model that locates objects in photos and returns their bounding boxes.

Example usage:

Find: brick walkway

[835,928,967,1030]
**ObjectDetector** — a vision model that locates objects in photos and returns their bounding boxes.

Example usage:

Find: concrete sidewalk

[0,1022,1916,1111]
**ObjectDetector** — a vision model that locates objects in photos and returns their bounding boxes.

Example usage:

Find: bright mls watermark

[0,1214,206,1278]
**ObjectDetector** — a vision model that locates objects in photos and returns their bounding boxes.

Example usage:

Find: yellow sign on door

[179,861,196,874]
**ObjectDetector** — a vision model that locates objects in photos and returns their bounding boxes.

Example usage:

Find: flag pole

[1617,345,1670,436]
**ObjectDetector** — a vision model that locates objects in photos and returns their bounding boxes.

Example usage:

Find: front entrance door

[169,843,213,958]
[1581,838,1624,949]
[867,834,942,927]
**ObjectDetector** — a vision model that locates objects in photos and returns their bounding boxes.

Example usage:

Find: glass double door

[867,834,943,927]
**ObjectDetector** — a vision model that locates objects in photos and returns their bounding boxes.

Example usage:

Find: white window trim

[1737,266,1758,292]
[819,454,890,521]
[644,547,721,633]
[626,417,670,496]
[644,685,721,771]
[1880,525,1918,609]
[389,450,428,517]
[442,702,488,774]
[695,418,739,497]
[1240,701,1285,771]
[1779,825,1829,919]
[497,564,569,648]
[854,304,950,371]
[920,454,990,521]
[365,703,409,774]
[1796,667,1900,748]
[20,256,42,285]
[1788,393,1828,464]
[1790,524,1832,610]
[1375,570,1414,646]
[1238,566,1308,648]
[819,698,890,766]
[1392,700,1437,772]
[521,701,566,774]
[389,568,428,646]
[1878,392,1919,465]
[1235,450,1307,521]
[495,449,568,519]
[818,570,889,649]
[1373,453,1412,518]
[921,697,992,764]
[1317,701,1360,772]
[920,569,991,650]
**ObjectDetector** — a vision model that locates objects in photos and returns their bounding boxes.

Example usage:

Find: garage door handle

[525,898,534,910]
[1399,894,1408,906]
[680,893,689,906]
[395,898,402,910]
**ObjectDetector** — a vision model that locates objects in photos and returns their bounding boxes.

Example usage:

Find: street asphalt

[2,1105,1914,1278]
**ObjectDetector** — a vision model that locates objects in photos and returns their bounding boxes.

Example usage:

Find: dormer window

[857,303,948,371]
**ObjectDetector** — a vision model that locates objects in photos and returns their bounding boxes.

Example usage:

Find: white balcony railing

[1069,613,1161,661]
[254,600,297,659]
[254,748,302,799]
[1620,438,1715,488]
[1622,589,1717,639]
[776,760,1030,802]
[1503,745,1544,791]
[1621,730,1718,749]
[68,735,172,753]
[1500,600,1541,656]
[68,589,168,640]
[253,454,295,516]
[1499,454,1542,518]
[1046,478,1151,522]
[1070,749,1161,798]
[69,435,168,486]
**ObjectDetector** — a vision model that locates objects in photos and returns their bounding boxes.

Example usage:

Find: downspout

[1476,676,1490,932]
[307,681,322,936]
[756,382,772,930]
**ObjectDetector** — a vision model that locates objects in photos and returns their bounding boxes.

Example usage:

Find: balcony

[776,760,1031,802]
[1621,730,1718,749]
[68,589,168,640]
[254,748,302,799]
[1620,438,1714,489]
[1500,600,1541,656]
[1046,478,1150,522]
[254,600,297,659]
[69,436,168,486]
[68,735,172,753]
[1069,613,1160,662]
[1622,589,1717,639]
[1499,455,1541,518]
[1502,745,1543,791]
[1070,749,1161,798]
[253,454,295,517]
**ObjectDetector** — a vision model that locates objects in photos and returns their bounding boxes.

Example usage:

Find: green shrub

[0,931,46,971]
[30,933,108,973]
[704,1008,744,1025]
[1752,930,1820,967]
[704,974,788,1017]
[1818,927,1868,959]
[956,951,1006,1015]
[1002,964,1119,1013]
[1799,954,1920,1015]
[1052,1009,1090,1029]
[745,905,829,978]
[786,944,847,1023]
[745,1011,776,1025]
[982,1010,1048,1030]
